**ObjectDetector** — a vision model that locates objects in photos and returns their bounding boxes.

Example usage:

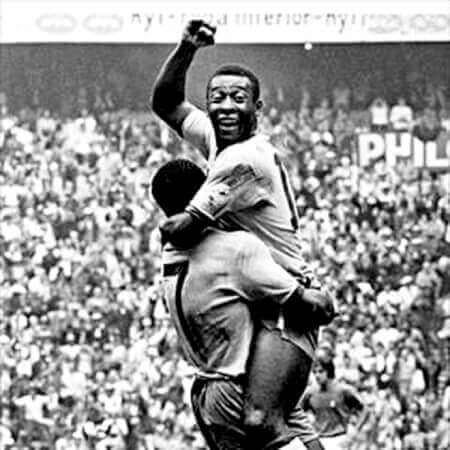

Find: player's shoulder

[200,229,267,269]
[219,134,275,163]
[212,138,275,184]
[201,228,257,251]
[218,229,268,260]
[235,230,266,248]
[219,229,262,248]
[182,107,212,130]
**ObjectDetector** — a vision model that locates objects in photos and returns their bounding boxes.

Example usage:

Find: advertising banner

[1,1,449,43]
[357,132,450,171]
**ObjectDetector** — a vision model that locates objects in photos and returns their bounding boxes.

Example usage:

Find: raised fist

[182,20,216,48]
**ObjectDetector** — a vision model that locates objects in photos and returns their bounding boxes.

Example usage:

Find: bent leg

[243,326,312,449]
[191,377,248,449]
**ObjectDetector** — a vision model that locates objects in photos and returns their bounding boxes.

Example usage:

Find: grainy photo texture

[0,1,449,449]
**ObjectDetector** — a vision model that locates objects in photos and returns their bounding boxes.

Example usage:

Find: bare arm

[151,20,216,134]
[159,210,209,249]
[160,214,337,329]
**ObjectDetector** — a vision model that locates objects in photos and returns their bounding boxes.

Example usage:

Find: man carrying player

[152,159,334,449]
[151,20,335,449]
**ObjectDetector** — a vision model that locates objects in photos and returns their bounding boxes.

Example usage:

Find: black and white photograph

[0,1,449,449]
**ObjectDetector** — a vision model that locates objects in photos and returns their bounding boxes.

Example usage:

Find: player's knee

[243,407,284,444]
[244,407,266,429]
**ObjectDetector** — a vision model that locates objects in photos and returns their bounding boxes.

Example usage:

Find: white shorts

[191,376,319,449]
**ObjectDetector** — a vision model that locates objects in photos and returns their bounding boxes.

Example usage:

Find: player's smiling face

[207,75,262,149]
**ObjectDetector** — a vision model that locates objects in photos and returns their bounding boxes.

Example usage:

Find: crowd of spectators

[0,74,449,450]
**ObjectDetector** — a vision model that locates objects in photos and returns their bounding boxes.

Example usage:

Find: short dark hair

[151,159,206,217]
[314,357,335,379]
[207,64,260,101]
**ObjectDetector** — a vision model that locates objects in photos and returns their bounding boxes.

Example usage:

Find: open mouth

[218,119,239,132]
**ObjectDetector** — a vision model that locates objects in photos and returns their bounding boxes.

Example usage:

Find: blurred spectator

[413,107,443,142]
[389,97,414,131]
[332,81,351,111]
[369,97,390,132]
[0,65,448,449]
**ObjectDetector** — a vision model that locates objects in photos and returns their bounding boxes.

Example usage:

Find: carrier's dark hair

[207,64,261,101]
[151,159,206,217]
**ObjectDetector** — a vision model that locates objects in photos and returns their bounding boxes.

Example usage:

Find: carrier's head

[206,64,263,149]
[151,159,206,217]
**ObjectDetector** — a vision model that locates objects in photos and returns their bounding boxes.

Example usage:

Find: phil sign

[358,132,450,170]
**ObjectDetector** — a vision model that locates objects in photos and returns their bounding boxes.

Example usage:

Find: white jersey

[183,109,313,284]
[181,109,218,167]
[181,109,318,357]
[162,228,298,378]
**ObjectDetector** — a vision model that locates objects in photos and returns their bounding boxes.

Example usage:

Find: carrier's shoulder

[199,228,256,250]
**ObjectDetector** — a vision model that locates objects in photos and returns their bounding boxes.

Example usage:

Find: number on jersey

[274,154,299,231]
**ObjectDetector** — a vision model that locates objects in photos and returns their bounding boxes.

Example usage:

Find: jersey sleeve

[181,109,216,162]
[187,145,272,221]
[235,234,298,305]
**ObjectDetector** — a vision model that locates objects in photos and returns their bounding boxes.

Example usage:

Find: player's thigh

[191,377,247,450]
[244,326,312,415]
